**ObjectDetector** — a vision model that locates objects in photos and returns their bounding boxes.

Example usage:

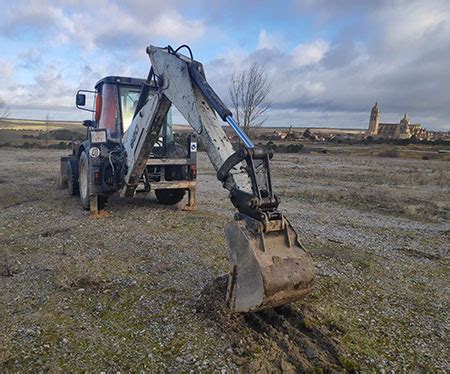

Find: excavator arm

[121,45,315,312]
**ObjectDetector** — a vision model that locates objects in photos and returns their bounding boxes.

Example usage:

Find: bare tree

[0,98,10,122]
[229,63,272,137]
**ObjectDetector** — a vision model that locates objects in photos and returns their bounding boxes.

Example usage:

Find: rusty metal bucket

[225,216,315,313]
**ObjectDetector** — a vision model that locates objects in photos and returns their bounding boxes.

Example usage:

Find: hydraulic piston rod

[225,115,254,149]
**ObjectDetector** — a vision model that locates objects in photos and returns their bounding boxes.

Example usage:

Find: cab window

[98,83,120,140]
[119,86,141,132]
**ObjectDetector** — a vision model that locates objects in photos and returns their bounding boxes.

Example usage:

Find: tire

[68,160,79,196]
[79,151,90,210]
[155,189,185,205]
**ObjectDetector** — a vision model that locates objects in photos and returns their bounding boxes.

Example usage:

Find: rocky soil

[1,148,448,372]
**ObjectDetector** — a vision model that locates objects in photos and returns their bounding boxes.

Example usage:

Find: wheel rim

[80,158,88,200]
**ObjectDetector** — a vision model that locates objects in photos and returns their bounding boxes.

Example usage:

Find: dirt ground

[0,147,448,372]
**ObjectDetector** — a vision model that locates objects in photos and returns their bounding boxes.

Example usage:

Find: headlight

[89,147,101,158]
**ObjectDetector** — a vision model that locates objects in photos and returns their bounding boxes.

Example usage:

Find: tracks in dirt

[243,306,344,371]
[196,276,348,372]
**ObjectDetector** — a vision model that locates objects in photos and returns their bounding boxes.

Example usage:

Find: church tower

[366,102,379,136]
[399,113,410,137]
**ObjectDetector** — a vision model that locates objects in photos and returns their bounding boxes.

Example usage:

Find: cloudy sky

[0,0,449,130]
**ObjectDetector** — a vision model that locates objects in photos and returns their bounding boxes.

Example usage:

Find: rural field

[0,147,448,372]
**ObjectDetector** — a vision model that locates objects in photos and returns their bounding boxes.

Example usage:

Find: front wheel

[155,189,185,205]
[68,160,79,196]
[79,151,90,210]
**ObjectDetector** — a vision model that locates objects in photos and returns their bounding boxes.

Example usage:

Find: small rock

[305,346,317,359]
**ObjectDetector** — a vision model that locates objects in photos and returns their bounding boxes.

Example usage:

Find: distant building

[366,102,428,139]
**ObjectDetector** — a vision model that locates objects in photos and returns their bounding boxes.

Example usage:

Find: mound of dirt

[196,275,352,372]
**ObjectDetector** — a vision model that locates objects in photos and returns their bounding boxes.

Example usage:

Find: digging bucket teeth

[225,215,315,313]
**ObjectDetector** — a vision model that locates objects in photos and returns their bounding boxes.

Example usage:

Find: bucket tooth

[225,217,315,313]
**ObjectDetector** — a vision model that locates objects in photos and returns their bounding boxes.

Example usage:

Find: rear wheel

[68,160,79,196]
[155,189,185,205]
[79,151,90,210]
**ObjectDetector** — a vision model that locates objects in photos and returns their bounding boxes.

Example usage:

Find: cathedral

[366,102,428,139]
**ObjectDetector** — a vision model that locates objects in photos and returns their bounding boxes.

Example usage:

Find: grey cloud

[2,0,449,130]
[0,0,205,52]
[203,1,450,130]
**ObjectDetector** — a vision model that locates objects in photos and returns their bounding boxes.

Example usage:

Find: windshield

[119,86,141,132]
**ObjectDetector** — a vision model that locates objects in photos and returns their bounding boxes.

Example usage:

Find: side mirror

[76,93,86,106]
[75,89,95,112]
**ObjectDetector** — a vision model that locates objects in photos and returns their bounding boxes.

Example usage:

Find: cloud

[257,29,281,50]
[1,0,205,51]
[150,11,204,42]
[1,0,449,130]
[0,56,142,116]
[205,1,450,129]
[3,63,74,109]
[292,39,329,67]
[17,48,42,69]
[69,6,204,51]
[375,0,450,50]
[0,59,14,80]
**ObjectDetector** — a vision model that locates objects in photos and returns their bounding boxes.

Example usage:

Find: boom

[121,45,315,313]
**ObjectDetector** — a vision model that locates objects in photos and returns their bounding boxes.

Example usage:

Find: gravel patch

[1,148,448,372]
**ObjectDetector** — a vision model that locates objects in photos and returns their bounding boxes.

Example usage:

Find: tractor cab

[76,76,173,144]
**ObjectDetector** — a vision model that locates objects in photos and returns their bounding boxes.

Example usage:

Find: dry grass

[378,149,399,158]
[0,248,14,277]
[0,119,81,131]
[55,253,110,290]
[1,148,449,372]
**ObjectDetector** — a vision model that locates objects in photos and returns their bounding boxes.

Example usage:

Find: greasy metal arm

[120,45,315,313]
[120,45,252,199]
[145,45,280,223]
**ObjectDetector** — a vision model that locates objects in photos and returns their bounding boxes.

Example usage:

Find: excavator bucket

[225,216,315,313]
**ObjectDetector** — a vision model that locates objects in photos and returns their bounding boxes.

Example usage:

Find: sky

[0,0,449,131]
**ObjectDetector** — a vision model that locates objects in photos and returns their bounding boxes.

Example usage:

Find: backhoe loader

[60,44,315,313]
[61,76,197,212]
